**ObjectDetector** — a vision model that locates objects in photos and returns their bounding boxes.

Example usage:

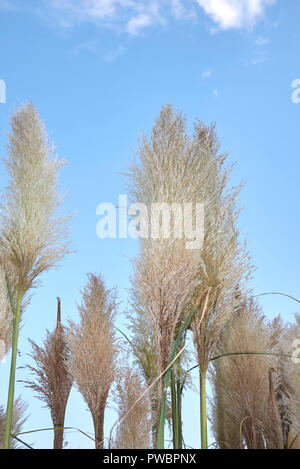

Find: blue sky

[0,0,299,449]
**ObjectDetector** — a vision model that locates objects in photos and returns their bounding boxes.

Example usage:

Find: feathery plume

[24,298,73,449]
[0,102,71,293]
[67,273,118,449]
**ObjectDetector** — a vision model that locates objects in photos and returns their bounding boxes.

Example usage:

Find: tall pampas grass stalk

[67,273,118,449]
[125,105,214,436]
[190,122,252,448]
[0,102,71,448]
[24,297,73,449]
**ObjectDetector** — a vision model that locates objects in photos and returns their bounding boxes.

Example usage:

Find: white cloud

[196,0,275,30]
[126,2,163,35]
[244,55,266,65]
[201,69,212,78]
[45,0,164,34]
[47,0,130,21]
[126,13,154,35]
[4,0,275,34]
[255,35,271,46]
[103,44,126,61]
[171,0,196,20]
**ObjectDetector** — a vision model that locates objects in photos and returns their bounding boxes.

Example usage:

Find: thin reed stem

[3,289,22,449]
[171,370,178,449]
[200,369,208,449]
[176,378,182,449]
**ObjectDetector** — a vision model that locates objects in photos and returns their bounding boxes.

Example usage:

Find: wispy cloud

[126,14,154,35]
[48,0,126,21]
[103,44,126,61]
[171,0,196,21]
[201,69,212,78]
[244,34,271,66]
[125,2,163,35]
[67,37,126,62]
[68,40,98,56]
[1,0,277,34]
[255,36,271,46]
[196,0,276,30]
[244,55,266,66]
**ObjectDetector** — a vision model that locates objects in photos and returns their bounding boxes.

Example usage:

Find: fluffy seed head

[0,102,71,294]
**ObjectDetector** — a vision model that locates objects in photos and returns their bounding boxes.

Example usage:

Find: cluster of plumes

[67,273,118,449]
[190,122,252,375]
[25,298,73,449]
[126,104,209,432]
[0,102,71,296]
[125,104,251,436]
[0,398,27,449]
[210,300,300,449]
[112,367,152,449]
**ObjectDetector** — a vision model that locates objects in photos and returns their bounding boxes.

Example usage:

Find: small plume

[24,297,73,449]
[67,273,118,449]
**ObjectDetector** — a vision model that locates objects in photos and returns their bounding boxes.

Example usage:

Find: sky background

[0,0,299,449]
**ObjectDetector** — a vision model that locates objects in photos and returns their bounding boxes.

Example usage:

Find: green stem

[155,298,201,449]
[3,289,22,449]
[171,370,178,449]
[176,378,182,449]
[200,369,208,449]
[156,386,167,449]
